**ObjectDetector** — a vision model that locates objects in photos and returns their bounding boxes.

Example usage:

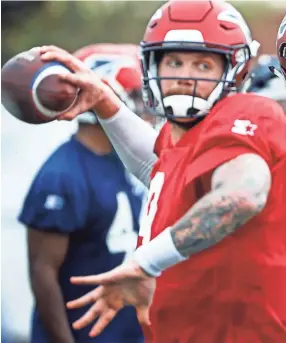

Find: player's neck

[170,124,188,145]
[76,124,113,155]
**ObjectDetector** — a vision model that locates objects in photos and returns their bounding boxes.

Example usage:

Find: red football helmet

[74,44,143,123]
[275,15,286,81]
[140,0,260,122]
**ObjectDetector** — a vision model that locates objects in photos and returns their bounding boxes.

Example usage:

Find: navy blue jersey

[18,135,145,343]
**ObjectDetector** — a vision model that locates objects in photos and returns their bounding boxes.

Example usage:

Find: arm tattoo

[170,153,271,257]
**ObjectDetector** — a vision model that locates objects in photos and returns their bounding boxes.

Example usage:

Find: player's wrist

[97,102,132,125]
[128,259,154,278]
[91,83,122,119]
[134,227,187,277]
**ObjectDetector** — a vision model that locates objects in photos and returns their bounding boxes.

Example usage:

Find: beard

[163,86,205,100]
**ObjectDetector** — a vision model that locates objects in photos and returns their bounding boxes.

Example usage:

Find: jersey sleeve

[185,95,286,184]
[18,168,89,233]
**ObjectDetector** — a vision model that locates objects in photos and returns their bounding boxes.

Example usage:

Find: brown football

[1,48,78,124]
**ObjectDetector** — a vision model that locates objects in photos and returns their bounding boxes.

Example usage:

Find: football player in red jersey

[39,1,286,342]
[270,15,286,83]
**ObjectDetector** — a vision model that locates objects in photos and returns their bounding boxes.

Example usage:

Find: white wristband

[134,227,187,277]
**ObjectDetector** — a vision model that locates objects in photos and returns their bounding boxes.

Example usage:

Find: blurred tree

[1,0,285,65]
[1,1,44,26]
[1,1,162,64]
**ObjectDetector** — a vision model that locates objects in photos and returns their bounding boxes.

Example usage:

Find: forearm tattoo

[170,153,271,257]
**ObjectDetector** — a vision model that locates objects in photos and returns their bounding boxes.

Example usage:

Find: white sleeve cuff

[133,227,187,277]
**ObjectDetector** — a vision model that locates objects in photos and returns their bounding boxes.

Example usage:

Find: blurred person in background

[38,0,286,342]
[18,44,146,343]
[245,54,286,113]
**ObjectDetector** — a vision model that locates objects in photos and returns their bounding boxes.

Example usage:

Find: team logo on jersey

[231,119,257,136]
[44,194,64,210]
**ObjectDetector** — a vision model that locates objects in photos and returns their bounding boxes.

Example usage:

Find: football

[1,48,79,124]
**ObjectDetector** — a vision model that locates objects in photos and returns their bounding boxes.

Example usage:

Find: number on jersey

[106,192,138,262]
[139,172,165,244]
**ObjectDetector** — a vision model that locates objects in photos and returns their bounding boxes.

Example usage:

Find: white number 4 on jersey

[106,192,138,262]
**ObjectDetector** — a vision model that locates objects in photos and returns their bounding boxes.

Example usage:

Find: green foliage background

[2,1,286,64]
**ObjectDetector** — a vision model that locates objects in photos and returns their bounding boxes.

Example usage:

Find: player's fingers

[89,308,117,337]
[56,112,77,121]
[67,286,104,309]
[56,106,80,121]
[136,305,151,327]
[40,45,68,55]
[40,51,85,73]
[72,298,106,330]
[71,263,141,285]
[58,72,101,90]
[93,263,143,283]
[57,96,93,121]
[57,106,88,121]
[70,268,126,285]
[70,274,110,285]
[29,47,41,54]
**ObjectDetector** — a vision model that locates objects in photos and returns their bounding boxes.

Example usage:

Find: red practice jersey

[138,93,286,343]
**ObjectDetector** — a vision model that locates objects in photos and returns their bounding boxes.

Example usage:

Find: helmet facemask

[141,41,253,124]
[278,43,286,79]
[271,15,286,84]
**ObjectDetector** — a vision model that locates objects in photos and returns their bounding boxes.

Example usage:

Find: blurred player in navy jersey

[245,54,286,113]
[18,44,147,343]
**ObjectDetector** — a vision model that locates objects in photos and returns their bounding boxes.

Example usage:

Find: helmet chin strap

[163,95,210,117]
[162,79,226,118]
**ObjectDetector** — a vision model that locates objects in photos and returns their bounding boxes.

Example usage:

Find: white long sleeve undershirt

[98,104,158,187]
